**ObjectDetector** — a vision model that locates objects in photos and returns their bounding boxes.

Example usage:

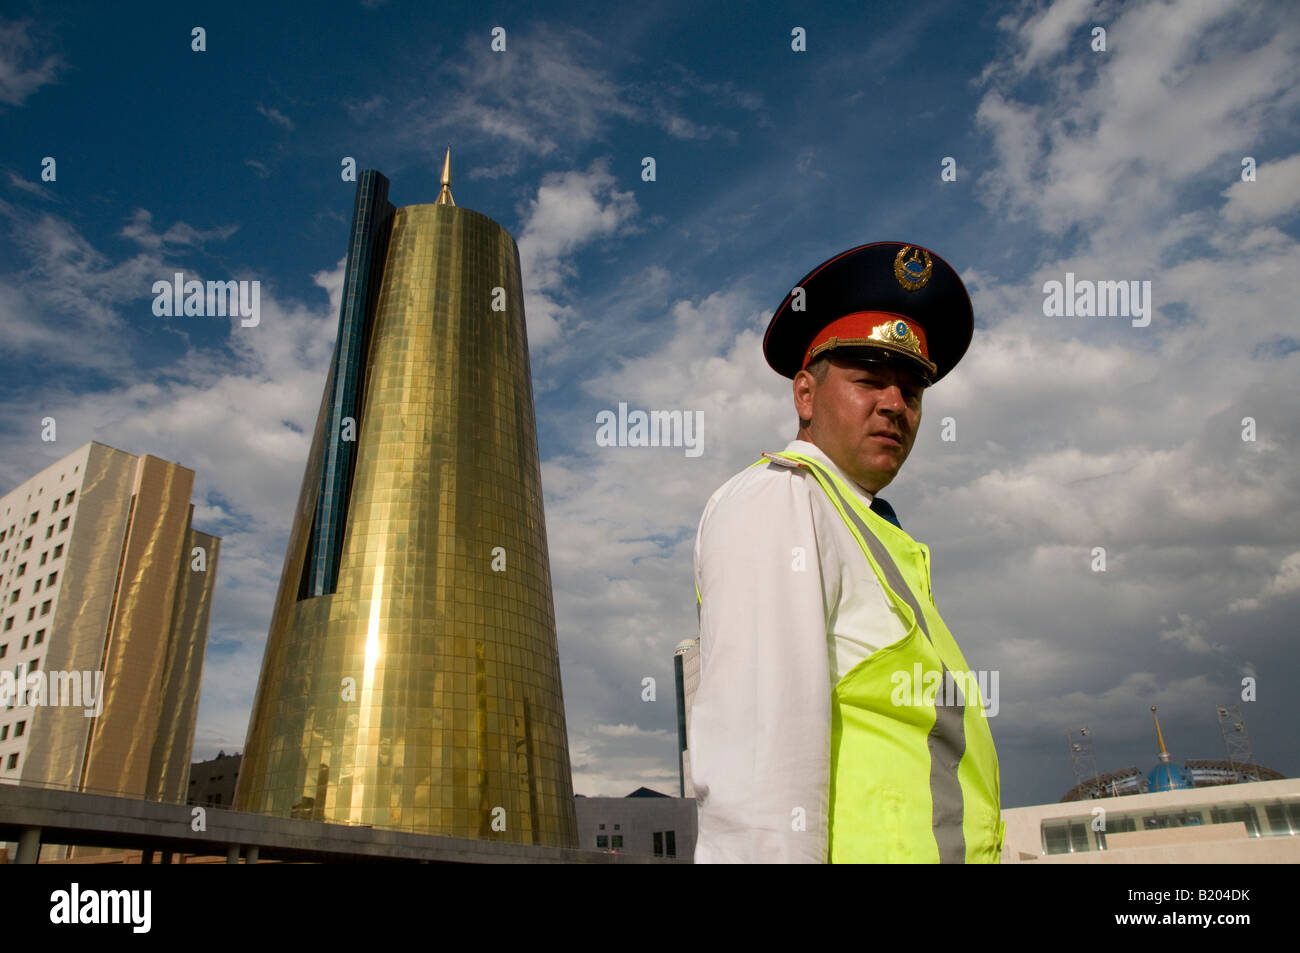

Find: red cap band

[800,312,931,371]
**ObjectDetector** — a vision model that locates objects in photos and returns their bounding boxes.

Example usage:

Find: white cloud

[256,103,295,131]
[1229,550,1300,612]
[516,160,638,352]
[5,169,53,199]
[344,93,387,123]
[1221,152,1300,223]
[0,205,248,370]
[1158,613,1224,655]
[393,25,748,178]
[0,18,62,106]
[120,208,239,250]
[1,209,157,354]
[977,0,1300,234]
[595,723,673,739]
[1004,0,1096,74]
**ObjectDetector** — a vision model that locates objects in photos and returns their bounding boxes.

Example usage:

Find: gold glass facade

[17,446,219,803]
[6,443,220,860]
[237,200,578,847]
[79,455,197,799]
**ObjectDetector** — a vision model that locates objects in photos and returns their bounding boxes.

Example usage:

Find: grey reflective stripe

[793,455,969,864]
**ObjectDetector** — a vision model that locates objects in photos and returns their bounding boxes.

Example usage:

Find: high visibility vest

[696,450,1004,863]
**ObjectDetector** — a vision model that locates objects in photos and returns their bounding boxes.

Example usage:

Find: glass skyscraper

[235,162,578,847]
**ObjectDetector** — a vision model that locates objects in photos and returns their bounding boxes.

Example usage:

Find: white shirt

[690,438,911,863]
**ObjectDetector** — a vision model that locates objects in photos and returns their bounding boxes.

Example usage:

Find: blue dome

[1147,761,1191,792]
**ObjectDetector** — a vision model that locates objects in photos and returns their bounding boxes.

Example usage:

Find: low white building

[1001,777,1300,863]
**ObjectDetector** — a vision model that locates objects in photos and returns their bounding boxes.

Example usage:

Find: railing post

[16,827,41,864]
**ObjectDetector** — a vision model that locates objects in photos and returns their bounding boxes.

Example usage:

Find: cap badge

[893,246,933,291]
[869,319,924,358]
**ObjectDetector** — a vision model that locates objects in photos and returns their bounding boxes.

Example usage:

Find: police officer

[691,242,1003,863]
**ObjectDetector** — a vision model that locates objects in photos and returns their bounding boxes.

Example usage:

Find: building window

[611,835,623,850]
[28,512,37,526]
[53,544,63,559]
[25,608,34,622]
[1209,804,1260,837]
[9,590,18,604]
[1140,809,1206,831]
[0,725,7,740]
[33,630,44,645]
[2,617,10,632]
[38,553,47,566]
[51,500,59,514]
[1094,816,1137,851]
[1263,802,1300,836]
[596,835,608,849]
[58,518,68,533]
[15,563,24,578]
[598,823,605,830]
[0,645,6,659]
[666,831,676,857]
[46,572,56,587]
[614,823,621,830]
[44,527,52,539]
[20,635,28,650]
[28,658,37,672]
[653,831,663,856]
[32,579,40,593]
[40,600,51,616]
[1041,819,1093,854]
[15,720,25,737]
[66,491,75,505]
[5,753,17,770]
[23,536,32,550]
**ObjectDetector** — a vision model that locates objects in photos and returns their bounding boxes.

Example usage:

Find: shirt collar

[782,439,876,507]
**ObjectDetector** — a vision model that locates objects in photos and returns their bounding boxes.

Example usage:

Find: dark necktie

[870,496,901,529]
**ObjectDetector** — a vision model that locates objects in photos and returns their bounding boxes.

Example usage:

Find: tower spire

[436,146,455,206]
[1151,706,1170,762]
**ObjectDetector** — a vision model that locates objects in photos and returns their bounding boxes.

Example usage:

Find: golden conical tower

[235,162,577,847]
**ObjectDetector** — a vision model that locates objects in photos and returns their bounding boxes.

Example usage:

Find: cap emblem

[893,246,933,291]
[870,319,924,358]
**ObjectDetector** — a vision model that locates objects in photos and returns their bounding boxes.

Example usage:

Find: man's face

[794,355,925,494]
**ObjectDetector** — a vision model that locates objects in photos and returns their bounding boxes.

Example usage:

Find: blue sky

[2,0,1298,808]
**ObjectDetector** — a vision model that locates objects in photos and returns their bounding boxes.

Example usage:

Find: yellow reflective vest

[698,449,1004,862]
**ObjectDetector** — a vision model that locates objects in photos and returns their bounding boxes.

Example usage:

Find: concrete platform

[0,784,667,863]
